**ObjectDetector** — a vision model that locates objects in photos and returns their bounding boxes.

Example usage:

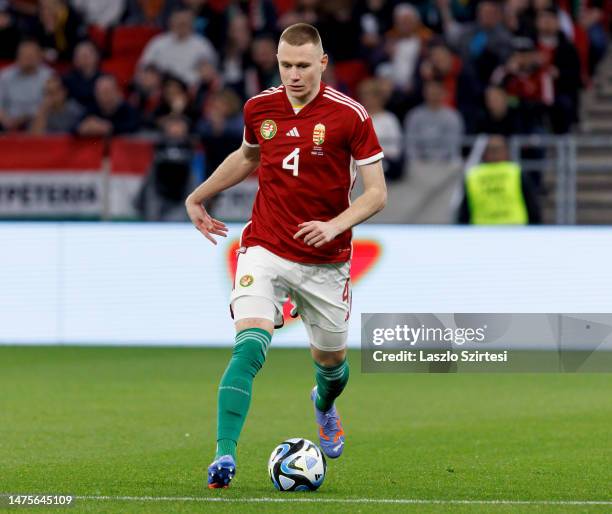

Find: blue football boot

[207,455,236,489]
[310,386,345,458]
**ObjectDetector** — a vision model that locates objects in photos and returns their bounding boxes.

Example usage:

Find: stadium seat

[88,25,110,55]
[110,26,161,58]
[101,56,139,89]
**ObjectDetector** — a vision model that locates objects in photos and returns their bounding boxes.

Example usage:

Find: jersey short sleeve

[350,116,384,166]
[242,100,259,147]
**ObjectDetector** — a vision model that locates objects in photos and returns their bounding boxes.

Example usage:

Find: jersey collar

[282,81,326,117]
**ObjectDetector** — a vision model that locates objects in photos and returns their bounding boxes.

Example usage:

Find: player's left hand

[293,221,340,248]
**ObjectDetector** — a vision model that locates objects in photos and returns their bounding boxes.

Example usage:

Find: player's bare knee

[235,318,274,334]
[311,346,347,366]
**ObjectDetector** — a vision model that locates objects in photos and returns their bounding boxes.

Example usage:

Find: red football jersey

[241,82,384,264]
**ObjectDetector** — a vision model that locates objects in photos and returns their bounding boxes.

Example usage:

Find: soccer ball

[267,438,326,491]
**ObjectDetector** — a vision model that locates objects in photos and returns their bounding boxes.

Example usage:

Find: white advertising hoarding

[1,223,612,346]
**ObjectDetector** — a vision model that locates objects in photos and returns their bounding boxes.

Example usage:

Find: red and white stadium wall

[0,136,151,219]
[2,223,612,347]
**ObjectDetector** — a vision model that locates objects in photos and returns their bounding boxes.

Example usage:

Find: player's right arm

[185,143,260,244]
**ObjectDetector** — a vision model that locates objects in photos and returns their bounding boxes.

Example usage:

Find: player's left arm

[294,160,387,248]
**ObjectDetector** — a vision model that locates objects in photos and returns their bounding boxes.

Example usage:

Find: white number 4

[282,148,300,177]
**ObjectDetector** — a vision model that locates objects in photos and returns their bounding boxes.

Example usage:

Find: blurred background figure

[245,35,281,97]
[70,0,126,29]
[135,114,194,221]
[197,88,243,180]
[138,8,217,87]
[76,74,140,136]
[122,0,180,27]
[152,74,199,132]
[29,0,87,63]
[62,40,101,110]
[474,85,521,136]
[457,134,541,225]
[30,73,83,133]
[404,79,464,164]
[535,6,582,134]
[0,39,51,132]
[0,2,20,60]
[358,77,403,182]
[128,64,163,129]
[377,3,429,96]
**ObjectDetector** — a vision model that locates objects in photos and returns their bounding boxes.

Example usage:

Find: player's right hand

[185,200,228,245]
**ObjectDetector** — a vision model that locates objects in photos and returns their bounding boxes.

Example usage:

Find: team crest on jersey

[312,123,326,145]
[260,120,277,140]
[239,274,254,287]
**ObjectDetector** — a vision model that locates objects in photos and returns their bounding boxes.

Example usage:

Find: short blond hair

[279,23,323,50]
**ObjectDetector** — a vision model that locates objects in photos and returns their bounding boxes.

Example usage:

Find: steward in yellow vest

[457,136,541,224]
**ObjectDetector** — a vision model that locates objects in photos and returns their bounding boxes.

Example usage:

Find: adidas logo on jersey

[286,127,300,137]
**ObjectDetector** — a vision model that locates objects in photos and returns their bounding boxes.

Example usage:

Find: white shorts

[230,245,351,334]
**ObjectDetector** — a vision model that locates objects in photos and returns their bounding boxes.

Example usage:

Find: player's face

[277,41,328,103]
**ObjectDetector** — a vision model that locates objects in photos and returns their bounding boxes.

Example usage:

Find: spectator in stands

[76,74,140,136]
[0,3,20,60]
[28,0,87,62]
[579,2,608,75]
[278,0,320,30]
[0,39,52,131]
[233,0,278,36]
[245,35,281,98]
[30,73,83,133]
[219,13,252,100]
[317,0,361,62]
[135,114,193,221]
[445,0,513,84]
[70,0,126,29]
[122,0,180,27]
[355,0,395,69]
[193,54,222,115]
[358,78,403,181]
[535,6,582,133]
[128,64,162,129]
[138,8,217,87]
[419,39,462,107]
[457,134,541,224]
[182,0,227,50]
[377,4,429,95]
[474,85,521,135]
[197,89,243,179]
[63,40,102,110]
[152,74,199,131]
[489,37,550,134]
[404,79,464,163]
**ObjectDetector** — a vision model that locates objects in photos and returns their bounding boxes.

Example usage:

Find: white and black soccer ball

[268,438,326,491]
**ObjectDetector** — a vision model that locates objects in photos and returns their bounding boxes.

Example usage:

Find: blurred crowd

[0,0,609,182]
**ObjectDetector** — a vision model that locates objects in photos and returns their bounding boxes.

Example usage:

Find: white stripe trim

[218,385,250,396]
[355,151,384,166]
[251,86,284,100]
[322,94,366,122]
[242,128,259,148]
[235,333,270,346]
[63,496,612,506]
[238,221,252,247]
[325,88,369,119]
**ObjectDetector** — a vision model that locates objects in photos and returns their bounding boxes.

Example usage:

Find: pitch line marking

[70,495,612,506]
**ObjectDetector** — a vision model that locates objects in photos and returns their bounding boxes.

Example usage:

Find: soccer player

[185,23,386,489]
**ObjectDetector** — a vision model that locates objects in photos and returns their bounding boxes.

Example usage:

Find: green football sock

[314,359,349,412]
[215,328,271,461]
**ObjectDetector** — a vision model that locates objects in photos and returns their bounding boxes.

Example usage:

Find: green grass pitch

[1,346,611,513]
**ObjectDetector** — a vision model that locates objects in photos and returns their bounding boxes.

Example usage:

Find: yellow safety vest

[465,162,529,225]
